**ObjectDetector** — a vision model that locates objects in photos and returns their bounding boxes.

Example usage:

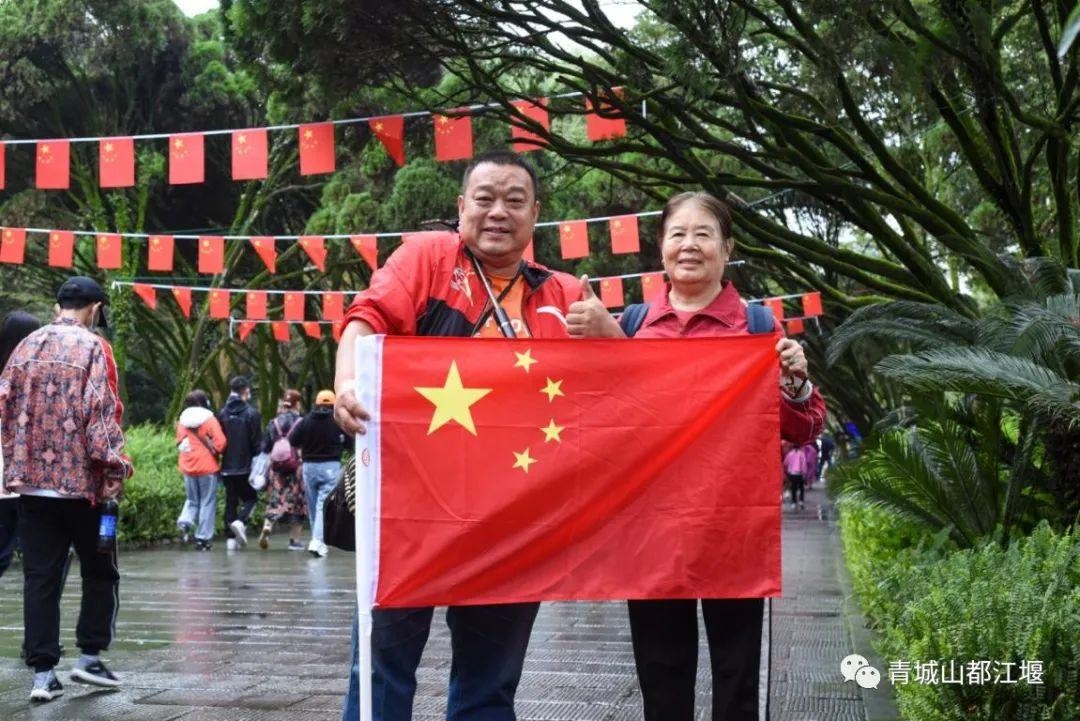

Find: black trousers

[18,495,119,672]
[628,598,767,721]
[222,474,256,538]
[786,473,805,504]
[0,498,18,578]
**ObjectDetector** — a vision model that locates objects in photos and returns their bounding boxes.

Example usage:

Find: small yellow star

[174,138,184,149]
[540,377,564,402]
[514,349,537,373]
[540,419,564,443]
[304,129,313,140]
[512,448,537,473]
[415,361,492,435]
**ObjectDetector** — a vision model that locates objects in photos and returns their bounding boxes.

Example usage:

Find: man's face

[457,163,540,272]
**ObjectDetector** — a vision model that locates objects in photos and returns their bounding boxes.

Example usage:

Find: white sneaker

[317,541,328,558]
[226,538,238,551]
[230,520,248,547]
[308,539,322,558]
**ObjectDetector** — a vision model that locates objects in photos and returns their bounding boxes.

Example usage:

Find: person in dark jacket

[289,390,346,558]
[216,376,261,550]
[0,311,42,579]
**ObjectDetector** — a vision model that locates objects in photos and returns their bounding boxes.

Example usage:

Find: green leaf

[1059,5,1080,59]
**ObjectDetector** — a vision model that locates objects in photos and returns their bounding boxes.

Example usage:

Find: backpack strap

[619,303,650,338]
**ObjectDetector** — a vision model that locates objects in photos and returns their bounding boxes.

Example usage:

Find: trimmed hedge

[841,500,1080,721]
[120,424,268,544]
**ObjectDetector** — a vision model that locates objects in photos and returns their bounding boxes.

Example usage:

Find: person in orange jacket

[176,389,227,551]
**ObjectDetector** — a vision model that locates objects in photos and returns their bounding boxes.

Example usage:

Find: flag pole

[354,334,382,721]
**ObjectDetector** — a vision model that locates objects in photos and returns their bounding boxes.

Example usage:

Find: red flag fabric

[586,91,627,141]
[48,230,75,268]
[133,284,157,310]
[510,99,549,153]
[250,236,276,273]
[609,215,640,254]
[303,321,323,339]
[96,233,122,270]
[801,292,823,317]
[232,128,268,180]
[198,235,224,274]
[641,272,665,302]
[172,287,193,318]
[351,234,378,271]
[0,228,26,265]
[369,115,405,166]
[559,220,589,259]
[147,235,174,272]
[764,298,785,321]
[237,321,256,342]
[246,290,267,320]
[208,289,231,319]
[284,291,305,322]
[99,137,135,188]
[786,318,805,335]
[599,277,624,309]
[433,112,473,162]
[332,323,342,343]
[169,133,205,185]
[299,122,336,175]
[323,293,344,322]
[272,321,290,342]
[36,140,70,190]
[355,335,781,608]
[0,142,6,189]
[299,235,326,271]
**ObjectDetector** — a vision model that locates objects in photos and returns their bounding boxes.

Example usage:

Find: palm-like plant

[828,258,1080,545]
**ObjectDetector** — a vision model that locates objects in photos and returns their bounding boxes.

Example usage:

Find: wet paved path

[0,484,897,720]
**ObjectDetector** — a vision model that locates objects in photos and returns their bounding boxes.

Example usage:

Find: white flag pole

[354,334,383,721]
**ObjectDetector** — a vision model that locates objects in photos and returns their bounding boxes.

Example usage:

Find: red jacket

[0,319,133,501]
[343,232,582,339]
[635,281,827,444]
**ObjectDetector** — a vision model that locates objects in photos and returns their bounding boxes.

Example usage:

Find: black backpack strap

[619,303,650,338]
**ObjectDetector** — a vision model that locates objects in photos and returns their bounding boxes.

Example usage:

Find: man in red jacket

[0,276,133,702]
[334,150,581,721]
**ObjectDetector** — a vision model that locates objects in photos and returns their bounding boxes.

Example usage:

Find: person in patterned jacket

[0,276,133,703]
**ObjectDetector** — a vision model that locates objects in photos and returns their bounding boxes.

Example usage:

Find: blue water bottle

[97,500,119,554]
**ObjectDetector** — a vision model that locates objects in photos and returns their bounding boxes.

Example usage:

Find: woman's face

[660,202,732,289]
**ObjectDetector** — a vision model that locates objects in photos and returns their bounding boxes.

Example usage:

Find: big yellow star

[512,448,537,473]
[540,419,564,443]
[514,349,537,373]
[237,133,247,144]
[540,377,564,402]
[374,122,384,131]
[104,142,114,153]
[40,145,50,155]
[415,361,492,435]
[174,138,184,149]
[304,129,313,140]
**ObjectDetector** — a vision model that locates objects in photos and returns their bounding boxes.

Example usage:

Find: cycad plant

[828,259,1080,546]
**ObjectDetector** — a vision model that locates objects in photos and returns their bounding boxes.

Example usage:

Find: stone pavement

[0,484,898,720]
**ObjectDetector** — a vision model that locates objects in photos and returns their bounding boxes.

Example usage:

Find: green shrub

[842,501,1080,721]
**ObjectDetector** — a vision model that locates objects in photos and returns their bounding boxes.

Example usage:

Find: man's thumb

[580,274,596,299]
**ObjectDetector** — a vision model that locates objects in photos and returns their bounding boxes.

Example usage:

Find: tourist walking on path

[0,310,42,579]
[289,390,346,558]
[256,389,307,551]
[566,192,826,721]
[784,441,808,510]
[0,276,133,702]
[217,376,261,550]
[175,390,226,551]
[802,440,819,489]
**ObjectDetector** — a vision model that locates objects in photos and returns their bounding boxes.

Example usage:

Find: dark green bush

[842,501,1080,721]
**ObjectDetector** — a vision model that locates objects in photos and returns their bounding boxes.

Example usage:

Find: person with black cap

[0,275,133,703]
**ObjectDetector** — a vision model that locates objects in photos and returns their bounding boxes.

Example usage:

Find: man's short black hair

[460,150,540,199]
[58,299,94,311]
[229,376,250,393]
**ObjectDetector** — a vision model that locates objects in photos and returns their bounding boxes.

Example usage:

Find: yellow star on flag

[238,134,247,144]
[374,122,384,131]
[438,116,449,125]
[40,145,50,155]
[512,448,537,473]
[562,224,571,233]
[415,361,492,435]
[540,419,564,443]
[540,377,564,402]
[514,349,537,373]
[104,142,113,153]
[51,234,59,243]
[174,138,184,149]
[304,129,313,140]
[613,220,622,229]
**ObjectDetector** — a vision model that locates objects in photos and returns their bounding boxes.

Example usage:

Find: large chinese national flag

[356,335,782,608]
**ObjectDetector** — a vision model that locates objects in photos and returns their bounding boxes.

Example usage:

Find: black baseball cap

[56,276,109,328]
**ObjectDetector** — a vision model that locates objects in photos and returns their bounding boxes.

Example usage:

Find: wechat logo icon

[841,653,881,689]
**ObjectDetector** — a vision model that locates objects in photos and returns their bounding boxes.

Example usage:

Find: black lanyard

[469,262,526,336]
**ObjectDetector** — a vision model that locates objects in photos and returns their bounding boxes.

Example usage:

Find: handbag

[323,454,356,552]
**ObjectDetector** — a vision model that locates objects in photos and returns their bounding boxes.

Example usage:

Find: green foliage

[118,424,186,544]
[843,502,1080,721]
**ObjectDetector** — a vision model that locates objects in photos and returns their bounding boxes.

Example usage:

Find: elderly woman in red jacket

[569,190,826,721]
